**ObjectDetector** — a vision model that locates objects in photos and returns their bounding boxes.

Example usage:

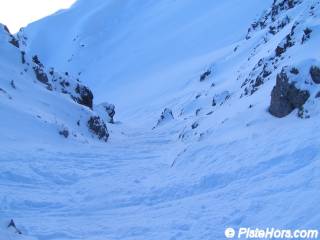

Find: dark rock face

[10,80,16,89]
[75,84,93,109]
[212,98,217,106]
[33,66,49,84]
[9,37,19,48]
[32,55,44,67]
[271,0,299,19]
[3,25,10,33]
[191,122,199,129]
[301,27,312,44]
[59,129,69,138]
[32,55,51,88]
[246,0,299,39]
[241,58,273,96]
[200,70,211,81]
[3,25,20,48]
[290,67,299,75]
[310,66,320,84]
[87,116,109,142]
[275,46,285,57]
[275,34,294,57]
[269,71,310,117]
[21,51,26,64]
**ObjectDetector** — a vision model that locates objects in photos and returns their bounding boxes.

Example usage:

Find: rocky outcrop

[242,58,273,96]
[33,65,49,84]
[7,219,22,235]
[200,70,211,82]
[246,0,300,39]
[75,84,93,109]
[59,128,69,138]
[310,66,320,84]
[275,32,295,57]
[87,116,109,142]
[269,70,310,117]
[9,37,19,48]
[301,27,312,44]
[154,108,174,128]
[2,25,19,48]
[98,102,116,123]
[27,55,94,109]
[0,22,112,143]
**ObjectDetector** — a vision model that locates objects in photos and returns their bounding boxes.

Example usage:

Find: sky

[0,0,76,33]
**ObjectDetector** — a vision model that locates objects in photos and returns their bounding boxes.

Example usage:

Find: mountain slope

[0,24,111,148]
[22,0,273,113]
[1,0,320,239]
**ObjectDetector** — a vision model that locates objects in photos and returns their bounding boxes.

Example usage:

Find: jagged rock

[275,34,294,57]
[301,27,312,44]
[59,128,69,138]
[275,46,285,57]
[9,37,19,48]
[49,68,54,76]
[212,98,217,106]
[3,25,10,33]
[21,51,26,64]
[99,102,116,123]
[2,25,20,48]
[271,0,299,20]
[310,66,320,84]
[242,58,273,96]
[269,70,310,117]
[8,219,22,234]
[200,70,211,81]
[75,84,93,109]
[32,55,44,67]
[290,67,299,75]
[33,65,49,84]
[10,80,16,89]
[269,16,290,35]
[31,55,51,88]
[87,116,109,142]
[191,122,199,129]
[246,0,299,39]
[154,108,174,128]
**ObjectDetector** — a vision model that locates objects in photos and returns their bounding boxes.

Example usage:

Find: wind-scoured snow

[22,0,273,113]
[1,0,320,239]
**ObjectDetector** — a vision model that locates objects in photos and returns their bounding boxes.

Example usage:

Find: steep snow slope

[1,0,320,239]
[22,0,273,113]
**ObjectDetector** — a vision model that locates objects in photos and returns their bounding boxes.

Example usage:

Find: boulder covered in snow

[96,102,116,123]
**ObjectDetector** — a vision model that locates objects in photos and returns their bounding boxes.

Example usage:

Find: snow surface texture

[1,0,320,239]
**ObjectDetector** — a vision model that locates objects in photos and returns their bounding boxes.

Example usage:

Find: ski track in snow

[1,121,320,240]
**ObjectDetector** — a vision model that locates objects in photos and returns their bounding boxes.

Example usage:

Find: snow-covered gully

[1,0,320,239]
